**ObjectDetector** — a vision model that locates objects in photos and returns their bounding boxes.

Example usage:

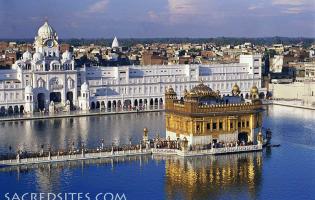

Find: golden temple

[165,83,264,147]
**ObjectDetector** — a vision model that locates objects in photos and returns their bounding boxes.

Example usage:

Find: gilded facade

[165,83,263,146]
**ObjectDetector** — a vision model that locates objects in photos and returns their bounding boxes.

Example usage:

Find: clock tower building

[34,21,60,58]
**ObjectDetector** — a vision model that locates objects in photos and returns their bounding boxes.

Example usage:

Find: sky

[0,0,314,38]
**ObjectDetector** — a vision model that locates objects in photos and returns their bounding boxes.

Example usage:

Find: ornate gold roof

[187,83,219,98]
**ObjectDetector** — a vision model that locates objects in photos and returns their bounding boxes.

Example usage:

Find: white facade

[0,21,76,114]
[0,22,265,114]
[79,55,264,111]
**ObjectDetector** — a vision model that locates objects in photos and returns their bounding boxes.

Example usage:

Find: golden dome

[190,83,212,95]
[166,86,176,94]
[232,84,241,95]
[250,86,259,94]
[143,127,148,132]
[233,84,240,92]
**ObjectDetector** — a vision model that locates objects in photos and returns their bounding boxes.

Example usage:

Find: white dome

[81,82,89,91]
[33,52,43,61]
[38,21,56,39]
[23,51,32,61]
[25,85,33,94]
[112,36,119,48]
[62,50,72,60]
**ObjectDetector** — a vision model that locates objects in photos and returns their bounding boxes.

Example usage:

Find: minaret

[79,82,90,111]
[24,85,34,113]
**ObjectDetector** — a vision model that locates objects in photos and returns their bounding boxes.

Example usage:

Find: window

[219,122,223,130]
[212,123,217,130]
[246,121,249,127]
[196,125,200,131]
[238,122,241,128]
[230,122,233,129]
[207,123,211,130]
[242,121,245,128]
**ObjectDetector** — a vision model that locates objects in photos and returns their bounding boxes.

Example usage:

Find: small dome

[38,21,56,39]
[190,83,213,95]
[232,83,241,95]
[33,52,43,61]
[81,82,89,91]
[23,51,32,61]
[233,84,240,92]
[250,86,259,94]
[166,86,176,95]
[25,85,33,93]
[112,36,119,48]
[62,50,72,60]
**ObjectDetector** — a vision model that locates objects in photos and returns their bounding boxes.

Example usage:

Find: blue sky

[0,0,314,38]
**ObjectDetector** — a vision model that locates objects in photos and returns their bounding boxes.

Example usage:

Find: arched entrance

[37,93,45,110]
[107,101,112,110]
[50,92,61,103]
[238,132,248,143]
[0,106,5,115]
[134,99,138,107]
[96,101,100,109]
[259,92,265,99]
[14,105,19,114]
[8,106,13,115]
[159,98,163,105]
[124,100,131,109]
[20,105,24,114]
[66,92,74,109]
[91,102,96,109]
[113,100,117,108]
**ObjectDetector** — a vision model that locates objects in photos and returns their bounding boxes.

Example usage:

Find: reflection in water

[0,155,151,193]
[0,112,165,153]
[162,152,262,200]
[1,105,315,200]
[0,153,262,199]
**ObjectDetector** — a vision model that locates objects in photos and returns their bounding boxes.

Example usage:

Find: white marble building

[0,21,265,114]
[0,21,77,114]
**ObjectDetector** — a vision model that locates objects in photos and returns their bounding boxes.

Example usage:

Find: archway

[107,101,112,109]
[101,101,105,109]
[50,92,61,103]
[134,99,138,107]
[66,92,74,109]
[150,99,154,106]
[37,93,45,110]
[14,105,19,114]
[91,102,96,109]
[96,101,100,109]
[20,105,24,114]
[8,106,13,115]
[139,99,143,106]
[118,100,122,108]
[259,92,265,99]
[238,132,248,143]
[144,99,148,105]
[124,100,131,109]
[113,100,117,108]
[245,93,249,99]
[159,98,163,105]
[0,106,5,115]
